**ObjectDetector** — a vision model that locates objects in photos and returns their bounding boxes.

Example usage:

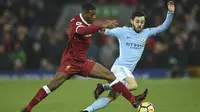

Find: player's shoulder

[123,26,132,30]
[73,14,81,21]
[118,26,130,29]
[142,28,151,33]
[113,26,131,31]
[70,14,84,25]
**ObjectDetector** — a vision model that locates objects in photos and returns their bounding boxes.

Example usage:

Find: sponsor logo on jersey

[126,42,145,49]
[65,65,71,71]
[141,37,146,42]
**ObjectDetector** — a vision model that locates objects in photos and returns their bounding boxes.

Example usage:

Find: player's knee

[48,80,59,92]
[108,91,118,101]
[128,83,138,91]
[48,74,68,92]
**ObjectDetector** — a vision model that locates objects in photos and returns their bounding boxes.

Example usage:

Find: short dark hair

[132,11,146,20]
[81,2,96,12]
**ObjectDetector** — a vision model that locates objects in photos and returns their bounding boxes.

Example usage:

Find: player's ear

[130,19,134,25]
[82,10,86,15]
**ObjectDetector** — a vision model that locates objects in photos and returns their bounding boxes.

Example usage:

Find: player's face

[131,16,146,33]
[85,10,96,24]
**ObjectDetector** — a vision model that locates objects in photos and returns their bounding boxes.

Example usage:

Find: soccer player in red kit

[21,2,148,112]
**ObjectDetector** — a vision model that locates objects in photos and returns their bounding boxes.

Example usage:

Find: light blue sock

[84,97,110,112]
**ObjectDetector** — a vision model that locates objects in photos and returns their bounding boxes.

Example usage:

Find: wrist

[101,24,106,28]
[168,10,174,14]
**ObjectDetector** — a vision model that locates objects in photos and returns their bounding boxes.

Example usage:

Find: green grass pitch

[0,78,199,112]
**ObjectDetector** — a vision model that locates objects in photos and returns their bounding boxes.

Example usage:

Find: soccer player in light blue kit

[81,1,175,112]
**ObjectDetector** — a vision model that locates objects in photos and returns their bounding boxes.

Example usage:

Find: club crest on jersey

[141,37,146,42]
[65,65,71,71]
[76,22,82,25]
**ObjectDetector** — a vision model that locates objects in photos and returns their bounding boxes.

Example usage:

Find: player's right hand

[101,20,118,29]
[168,1,175,13]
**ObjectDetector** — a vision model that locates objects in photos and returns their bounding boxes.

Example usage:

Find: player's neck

[82,13,89,24]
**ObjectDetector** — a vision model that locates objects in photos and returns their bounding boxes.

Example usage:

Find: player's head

[130,11,146,33]
[81,2,96,24]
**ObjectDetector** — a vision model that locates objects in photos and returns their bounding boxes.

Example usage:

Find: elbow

[164,25,170,30]
[160,25,169,31]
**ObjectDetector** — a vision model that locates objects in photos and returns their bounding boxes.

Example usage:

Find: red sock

[111,82,135,103]
[25,88,48,111]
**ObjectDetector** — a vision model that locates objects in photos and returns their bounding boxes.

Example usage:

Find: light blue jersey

[104,11,174,72]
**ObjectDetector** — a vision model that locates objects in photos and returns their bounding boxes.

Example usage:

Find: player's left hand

[168,1,175,13]
[101,20,118,29]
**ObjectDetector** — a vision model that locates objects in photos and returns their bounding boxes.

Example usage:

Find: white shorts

[111,65,135,81]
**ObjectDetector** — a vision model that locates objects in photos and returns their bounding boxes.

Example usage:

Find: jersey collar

[79,13,91,26]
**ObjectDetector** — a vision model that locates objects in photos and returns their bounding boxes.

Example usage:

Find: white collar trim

[79,13,90,26]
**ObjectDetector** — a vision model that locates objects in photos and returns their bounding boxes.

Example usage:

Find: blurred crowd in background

[0,0,199,78]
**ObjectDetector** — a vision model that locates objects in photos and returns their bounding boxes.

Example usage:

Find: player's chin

[88,20,94,24]
[136,29,142,32]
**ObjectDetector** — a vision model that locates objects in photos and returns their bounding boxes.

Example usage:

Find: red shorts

[57,58,96,77]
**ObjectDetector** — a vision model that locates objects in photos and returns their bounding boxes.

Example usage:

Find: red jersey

[61,13,102,63]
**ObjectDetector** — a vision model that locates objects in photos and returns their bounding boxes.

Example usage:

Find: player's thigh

[124,77,138,91]
[55,59,80,82]
[111,65,134,83]
[88,62,116,81]
[111,65,137,89]
[107,90,120,101]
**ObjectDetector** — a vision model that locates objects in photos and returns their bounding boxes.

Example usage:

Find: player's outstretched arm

[147,1,175,36]
[76,20,117,35]
[102,27,122,37]
[168,1,175,13]
[99,21,122,38]
[76,25,103,35]
[99,28,118,37]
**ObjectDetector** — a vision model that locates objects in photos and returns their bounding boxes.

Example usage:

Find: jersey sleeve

[103,27,123,38]
[147,11,174,37]
[74,21,102,35]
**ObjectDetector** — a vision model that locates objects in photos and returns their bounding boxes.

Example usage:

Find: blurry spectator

[170,35,187,67]
[3,31,13,53]
[87,40,100,61]
[27,26,45,69]
[16,25,28,41]
[45,32,67,69]
[2,10,17,25]
[184,10,198,33]
[40,27,52,59]
[29,41,42,69]
[10,42,26,71]
[195,8,200,24]
[40,58,55,71]
[16,25,33,69]
[0,44,12,70]
[167,57,185,78]
[153,41,169,68]
[187,33,200,66]
[99,37,118,69]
